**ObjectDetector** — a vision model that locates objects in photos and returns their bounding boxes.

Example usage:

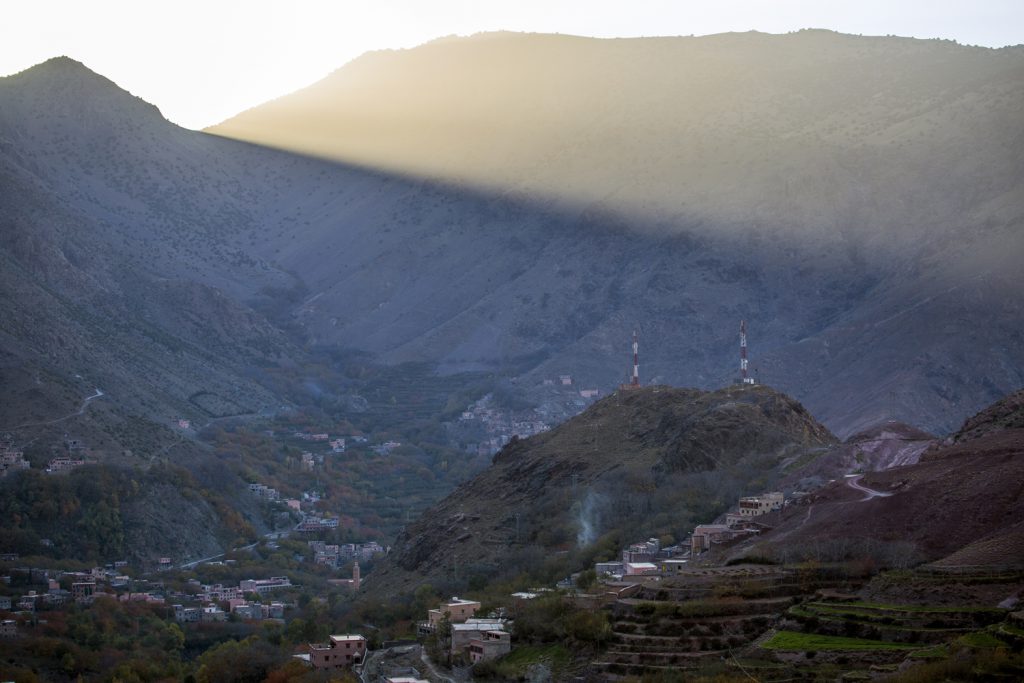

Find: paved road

[846,474,893,501]
[178,530,290,569]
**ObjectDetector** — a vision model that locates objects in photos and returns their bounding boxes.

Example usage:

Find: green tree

[195,637,285,683]
[576,569,598,591]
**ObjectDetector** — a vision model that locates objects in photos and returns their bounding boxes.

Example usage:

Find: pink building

[469,630,511,663]
[309,635,366,670]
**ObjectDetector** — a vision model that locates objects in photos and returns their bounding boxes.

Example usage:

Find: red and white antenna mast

[740,320,754,385]
[631,330,640,387]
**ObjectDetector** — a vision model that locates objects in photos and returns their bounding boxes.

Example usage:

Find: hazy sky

[2,0,1021,129]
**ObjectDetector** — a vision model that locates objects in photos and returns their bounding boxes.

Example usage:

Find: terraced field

[587,564,1024,681]
[592,564,866,678]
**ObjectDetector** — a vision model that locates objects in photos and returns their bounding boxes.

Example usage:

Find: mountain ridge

[204,30,1024,436]
[0,33,1022,562]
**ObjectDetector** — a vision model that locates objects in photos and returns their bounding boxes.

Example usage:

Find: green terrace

[761,630,925,651]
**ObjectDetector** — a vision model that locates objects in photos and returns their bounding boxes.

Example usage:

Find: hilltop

[367,383,836,596]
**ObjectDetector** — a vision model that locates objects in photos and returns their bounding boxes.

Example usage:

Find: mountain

[366,384,836,596]
[2,33,1023,555]
[210,30,1024,437]
[734,389,1024,567]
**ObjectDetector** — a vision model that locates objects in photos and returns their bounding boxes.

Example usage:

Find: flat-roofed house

[309,634,366,669]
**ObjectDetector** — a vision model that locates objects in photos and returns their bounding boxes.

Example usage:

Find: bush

[564,609,612,646]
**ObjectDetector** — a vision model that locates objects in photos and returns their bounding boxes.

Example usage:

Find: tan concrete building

[738,491,784,517]
[690,524,738,554]
[428,597,481,626]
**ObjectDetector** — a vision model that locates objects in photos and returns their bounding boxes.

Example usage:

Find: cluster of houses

[0,557,301,639]
[1,436,95,476]
[594,537,687,578]
[458,395,553,457]
[691,491,785,554]
[46,456,91,473]
[173,599,285,624]
[593,491,787,580]
[418,597,512,664]
[0,563,166,622]
[0,440,29,477]
[308,540,386,568]
[242,487,352,533]
[49,437,94,473]
[172,576,293,624]
[248,482,281,501]
[248,482,339,535]
[295,515,340,532]
[289,431,362,454]
[540,375,603,402]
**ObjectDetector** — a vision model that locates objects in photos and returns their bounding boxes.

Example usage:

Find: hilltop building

[738,491,783,517]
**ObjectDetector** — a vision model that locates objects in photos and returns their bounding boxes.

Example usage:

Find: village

[592,490,788,580]
[267,487,795,679]
[0,325,788,676]
[453,373,606,458]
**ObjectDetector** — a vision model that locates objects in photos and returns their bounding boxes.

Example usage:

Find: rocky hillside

[5,34,1024,447]
[212,31,1024,436]
[783,421,937,490]
[367,384,836,596]
[952,388,1024,443]
[735,389,1024,567]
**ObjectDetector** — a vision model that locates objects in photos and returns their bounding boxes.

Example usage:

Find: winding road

[178,529,292,569]
[4,388,105,431]
[845,474,893,501]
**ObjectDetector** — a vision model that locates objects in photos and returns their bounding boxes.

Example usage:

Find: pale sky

[2,0,1021,130]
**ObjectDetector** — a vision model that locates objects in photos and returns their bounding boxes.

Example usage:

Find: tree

[576,569,598,591]
[437,614,453,666]
[195,637,285,683]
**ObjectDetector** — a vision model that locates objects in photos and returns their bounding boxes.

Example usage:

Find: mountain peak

[10,55,110,86]
[2,55,166,129]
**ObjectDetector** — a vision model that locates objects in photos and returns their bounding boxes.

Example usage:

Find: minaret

[352,561,360,590]
[631,330,640,387]
[740,320,755,385]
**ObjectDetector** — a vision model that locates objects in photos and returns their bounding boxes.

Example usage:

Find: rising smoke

[575,490,603,547]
